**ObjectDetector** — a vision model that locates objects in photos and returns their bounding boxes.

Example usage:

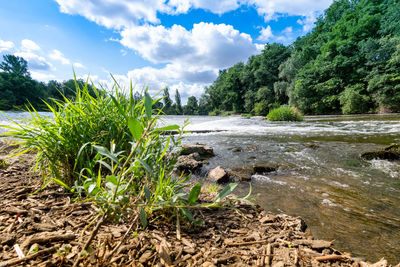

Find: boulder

[207,166,229,184]
[361,144,400,161]
[175,153,203,174]
[227,166,254,182]
[181,143,214,158]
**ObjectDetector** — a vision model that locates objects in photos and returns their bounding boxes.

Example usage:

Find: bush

[266,106,304,121]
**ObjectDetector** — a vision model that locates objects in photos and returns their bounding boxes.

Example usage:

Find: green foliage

[2,77,249,229]
[0,55,29,76]
[197,0,400,115]
[204,44,290,114]
[266,106,304,121]
[183,96,198,115]
[339,84,371,114]
[174,89,183,115]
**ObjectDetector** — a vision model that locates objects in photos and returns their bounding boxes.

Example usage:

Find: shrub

[266,106,304,121]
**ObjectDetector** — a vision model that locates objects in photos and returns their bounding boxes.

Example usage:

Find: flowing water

[2,112,400,263]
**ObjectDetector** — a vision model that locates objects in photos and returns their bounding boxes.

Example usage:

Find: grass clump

[2,77,251,244]
[266,106,304,122]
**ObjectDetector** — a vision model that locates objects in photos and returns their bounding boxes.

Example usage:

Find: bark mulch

[0,142,397,266]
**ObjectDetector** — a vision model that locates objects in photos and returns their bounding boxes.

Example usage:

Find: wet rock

[305,143,320,149]
[175,153,203,174]
[228,147,242,153]
[227,166,254,182]
[181,143,214,158]
[207,166,229,184]
[253,164,278,174]
[361,144,400,161]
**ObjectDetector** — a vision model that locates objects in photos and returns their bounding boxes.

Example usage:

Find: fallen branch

[315,254,347,262]
[0,246,58,267]
[72,214,106,267]
[104,214,138,263]
[226,239,267,247]
[21,233,76,252]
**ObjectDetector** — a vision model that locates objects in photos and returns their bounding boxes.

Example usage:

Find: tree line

[0,54,97,110]
[2,0,398,115]
[190,0,400,115]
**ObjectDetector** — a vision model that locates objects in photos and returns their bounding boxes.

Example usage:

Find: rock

[207,166,229,184]
[361,144,400,161]
[175,153,203,174]
[253,164,278,174]
[181,143,214,158]
[228,147,242,153]
[227,166,254,182]
[305,143,320,149]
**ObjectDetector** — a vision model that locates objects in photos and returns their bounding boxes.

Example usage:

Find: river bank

[2,113,400,263]
[0,141,399,266]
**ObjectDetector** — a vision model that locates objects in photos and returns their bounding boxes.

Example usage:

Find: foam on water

[369,160,400,178]
[251,174,287,185]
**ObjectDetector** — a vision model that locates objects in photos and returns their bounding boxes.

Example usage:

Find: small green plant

[266,106,304,121]
[2,76,252,266]
[202,182,221,194]
[0,158,7,168]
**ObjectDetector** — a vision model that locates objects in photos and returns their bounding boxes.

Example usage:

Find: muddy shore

[0,142,398,266]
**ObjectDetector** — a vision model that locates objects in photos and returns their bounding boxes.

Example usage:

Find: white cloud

[73,62,85,69]
[248,0,333,22]
[258,25,273,42]
[30,71,57,81]
[297,12,319,32]
[120,49,128,56]
[0,40,14,53]
[14,51,54,71]
[21,39,41,52]
[120,22,258,69]
[55,0,241,29]
[55,0,165,29]
[49,49,71,65]
[167,0,240,14]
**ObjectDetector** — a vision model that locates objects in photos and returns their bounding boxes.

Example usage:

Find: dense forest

[1,0,398,115]
[191,0,400,116]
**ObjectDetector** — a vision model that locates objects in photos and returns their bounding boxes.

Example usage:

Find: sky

[0,0,333,102]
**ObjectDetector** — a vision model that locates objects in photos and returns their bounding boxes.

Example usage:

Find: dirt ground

[0,141,398,266]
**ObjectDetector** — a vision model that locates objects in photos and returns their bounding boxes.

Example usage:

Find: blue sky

[0,0,333,102]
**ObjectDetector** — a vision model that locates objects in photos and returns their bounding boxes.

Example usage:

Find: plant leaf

[144,186,151,201]
[97,160,112,172]
[128,117,143,141]
[215,183,238,203]
[181,208,194,221]
[88,183,98,195]
[137,159,153,176]
[188,183,201,205]
[140,207,147,228]
[51,178,71,191]
[93,145,119,164]
[144,93,152,119]
[106,175,118,185]
[154,125,180,132]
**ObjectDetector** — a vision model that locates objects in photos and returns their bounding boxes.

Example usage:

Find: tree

[183,96,198,115]
[0,55,29,76]
[175,89,183,115]
[162,87,174,114]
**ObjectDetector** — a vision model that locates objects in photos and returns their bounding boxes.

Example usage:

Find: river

[1,112,400,263]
